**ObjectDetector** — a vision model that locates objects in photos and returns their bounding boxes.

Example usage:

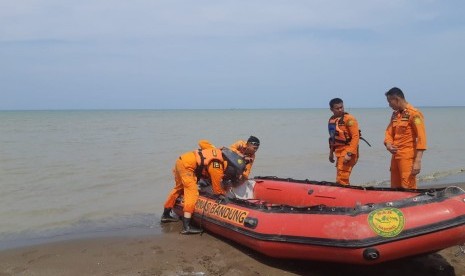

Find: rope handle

[455,244,465,257]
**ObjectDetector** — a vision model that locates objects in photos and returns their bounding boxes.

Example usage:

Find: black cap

[247,136,260,146]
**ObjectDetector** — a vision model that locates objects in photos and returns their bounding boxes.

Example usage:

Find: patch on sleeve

[413,116,422,125]
[347,119,354,127]
[212,161,221,168]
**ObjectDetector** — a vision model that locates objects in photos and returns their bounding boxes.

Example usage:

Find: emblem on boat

[368,207,405,237]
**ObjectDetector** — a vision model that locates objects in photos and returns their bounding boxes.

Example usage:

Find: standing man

[384,87,427,189]
[328,98,360,185]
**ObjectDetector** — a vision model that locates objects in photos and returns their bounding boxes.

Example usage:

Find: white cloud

[0,0,457,41]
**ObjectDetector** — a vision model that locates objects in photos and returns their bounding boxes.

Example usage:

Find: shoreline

[1,182,465,275]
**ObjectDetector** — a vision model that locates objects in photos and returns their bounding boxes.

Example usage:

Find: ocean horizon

[1,105,465,111]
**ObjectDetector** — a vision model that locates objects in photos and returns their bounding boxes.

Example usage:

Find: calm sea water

[1,108,464,249]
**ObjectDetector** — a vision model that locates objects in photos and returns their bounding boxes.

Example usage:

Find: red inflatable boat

[172,176,465,264]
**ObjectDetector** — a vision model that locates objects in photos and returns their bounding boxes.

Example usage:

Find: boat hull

[173,177,465,264]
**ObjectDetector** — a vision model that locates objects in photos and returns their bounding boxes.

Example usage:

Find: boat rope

[444,186,465,197]
[199,200,207,236]
[229,186,238,199]
[454,244,465,257]
[445,186,465,192]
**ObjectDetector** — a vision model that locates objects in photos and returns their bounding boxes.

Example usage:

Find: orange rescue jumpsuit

[329,113,360,185]
[163,148,226,214]
[230,140,255,180]
[384,104,427,189]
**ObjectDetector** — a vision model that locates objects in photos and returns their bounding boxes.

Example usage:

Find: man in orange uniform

[227,136,260,199]
[229,136,260,183]
[161,140,245,234]
[384,87,427,189]
[328,98,360,185]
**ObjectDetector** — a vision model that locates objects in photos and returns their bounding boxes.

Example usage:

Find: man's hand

[329,152,335,163]
[411,160,422,176]
[343,154,351,164]
[411,150,424,176]
[244,156,254,163]
[386,143,398,154]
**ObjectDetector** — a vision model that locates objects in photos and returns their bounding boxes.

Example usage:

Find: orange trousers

[336,155,358,185]
[390,157,416,189]
[163,158,199,214]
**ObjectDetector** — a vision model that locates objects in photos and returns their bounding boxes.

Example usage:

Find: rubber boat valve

[244,217,258,229]
[363,248,380,261]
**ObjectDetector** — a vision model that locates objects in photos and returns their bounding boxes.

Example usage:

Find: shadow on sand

[212,233,456,276]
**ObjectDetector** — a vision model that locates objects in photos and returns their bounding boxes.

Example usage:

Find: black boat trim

[189,211,465,249]
[199,183,463,217]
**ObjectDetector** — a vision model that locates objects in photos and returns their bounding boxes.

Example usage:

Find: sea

[1,107,464,250]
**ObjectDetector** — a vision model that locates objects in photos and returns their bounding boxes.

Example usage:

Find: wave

[362,168,465,188]
[0,213,161,250]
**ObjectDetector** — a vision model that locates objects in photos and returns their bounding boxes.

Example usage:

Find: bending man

[161,140,245,234]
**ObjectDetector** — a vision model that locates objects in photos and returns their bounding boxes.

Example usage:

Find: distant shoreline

[1,106,465,112]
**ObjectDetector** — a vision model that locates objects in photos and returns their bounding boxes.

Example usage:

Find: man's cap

[247,136,260,146]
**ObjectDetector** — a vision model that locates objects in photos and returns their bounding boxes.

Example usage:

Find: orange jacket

[384,104,427,159]
[328,113,360,157]
[179,147,226,195]
[194,148,227,195]
[229,140,255,179]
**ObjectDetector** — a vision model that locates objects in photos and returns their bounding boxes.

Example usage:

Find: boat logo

[368,207,405,237]
[195,198,249,226]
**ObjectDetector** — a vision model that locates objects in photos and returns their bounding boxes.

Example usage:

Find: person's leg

[390,157,402,188]
[161,160,184,222]
[178,163,202,234]
[398,158,416,189]
[336,155,357,185]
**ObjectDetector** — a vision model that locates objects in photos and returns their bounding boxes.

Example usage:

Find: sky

[1,0,464,110]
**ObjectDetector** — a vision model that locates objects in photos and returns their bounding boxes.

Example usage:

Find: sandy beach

[0,223,464,276]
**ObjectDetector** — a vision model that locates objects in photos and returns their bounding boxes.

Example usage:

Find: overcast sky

[1,1,464,110]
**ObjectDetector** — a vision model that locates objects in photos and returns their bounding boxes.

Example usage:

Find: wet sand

[0,226,464,276]
[1,184,465,276]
